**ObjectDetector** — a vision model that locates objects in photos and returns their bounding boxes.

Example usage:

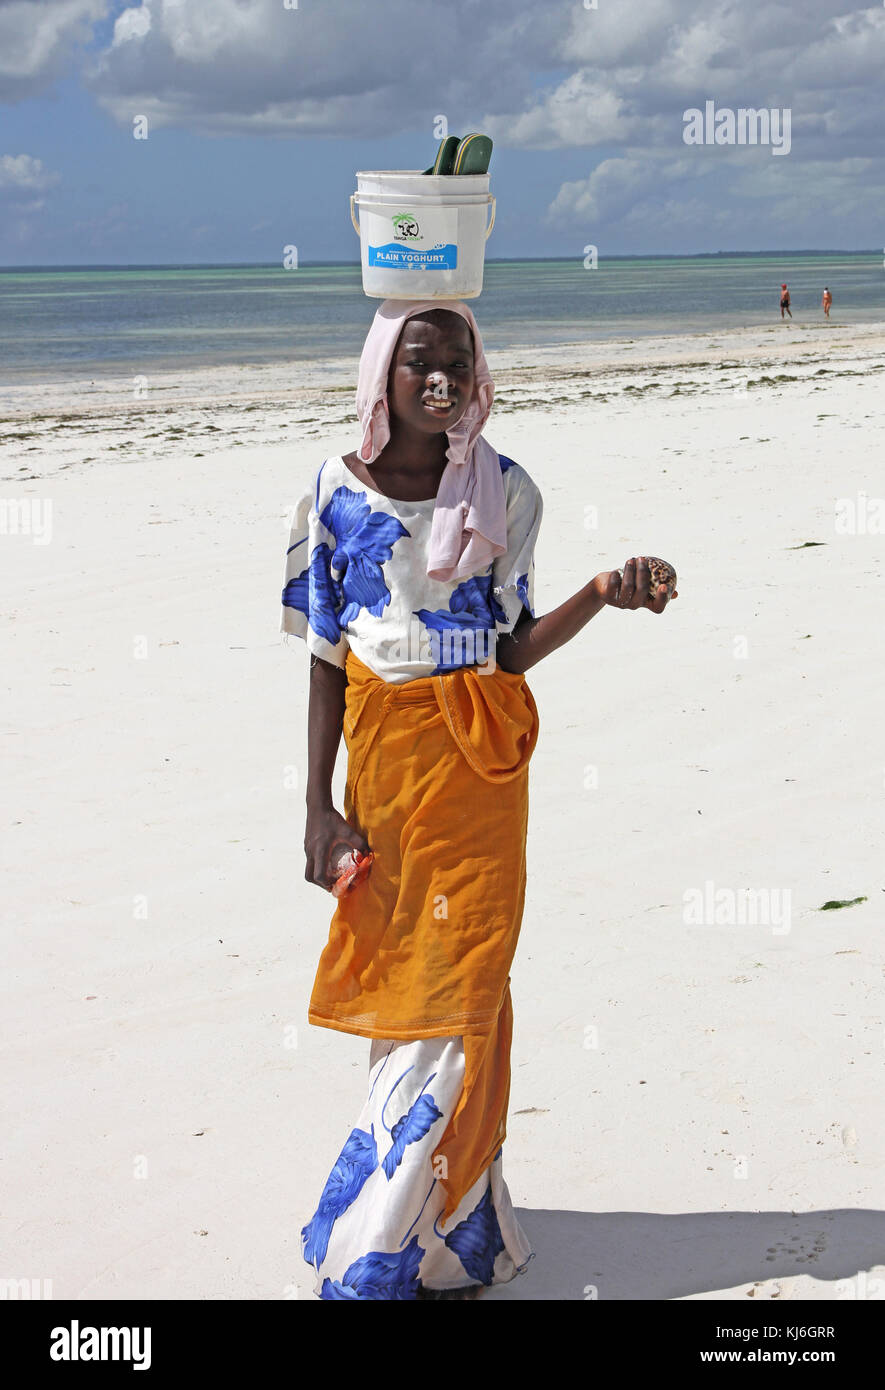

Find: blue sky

[1,0,883,266]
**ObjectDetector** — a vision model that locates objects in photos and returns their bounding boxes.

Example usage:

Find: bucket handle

[351,192,497,239]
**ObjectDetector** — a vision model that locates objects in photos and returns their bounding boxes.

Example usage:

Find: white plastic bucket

[350,170,496,300]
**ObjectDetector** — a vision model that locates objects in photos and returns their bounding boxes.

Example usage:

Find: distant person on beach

[822,287,832,318]
[280,298,678,1300]
[780,284,792,319]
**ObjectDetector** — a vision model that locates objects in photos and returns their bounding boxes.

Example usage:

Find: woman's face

[387,311,476,438]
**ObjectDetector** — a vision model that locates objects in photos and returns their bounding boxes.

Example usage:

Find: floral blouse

[280,454,543,684]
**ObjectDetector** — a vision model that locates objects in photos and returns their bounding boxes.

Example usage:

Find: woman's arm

[303,655,370,888]
[495,557,674,675]
[306,654,346,813]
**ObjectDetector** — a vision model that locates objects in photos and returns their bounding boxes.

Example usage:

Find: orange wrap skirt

[308,648,539,1221]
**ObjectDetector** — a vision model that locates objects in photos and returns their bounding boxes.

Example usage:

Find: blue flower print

[515,570,534,617]
[440,1187,505,1285]
[320,1234,424,1300]
[381,1068,443,1180]
[282,540,344,648]
[320,486,410,626]
[382,1095,444,1181]
[302,1126,379,1268]
[413,573,506,674]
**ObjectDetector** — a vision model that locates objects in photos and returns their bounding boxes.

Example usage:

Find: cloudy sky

[1,0,883,264]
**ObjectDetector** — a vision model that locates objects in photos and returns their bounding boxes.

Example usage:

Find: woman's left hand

[593,557,678,614]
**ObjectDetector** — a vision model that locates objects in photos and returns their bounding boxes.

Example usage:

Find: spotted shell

[646,556,677,598]
[615,557,677,600]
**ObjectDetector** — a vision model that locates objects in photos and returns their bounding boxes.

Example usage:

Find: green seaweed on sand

[787,541,826,549]
[747,373,802,387]
[818,896,867,911]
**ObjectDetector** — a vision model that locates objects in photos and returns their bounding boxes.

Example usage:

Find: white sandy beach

[2,320,884,1301]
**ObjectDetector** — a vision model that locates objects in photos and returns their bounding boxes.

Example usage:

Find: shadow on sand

[482,1208,885,1300]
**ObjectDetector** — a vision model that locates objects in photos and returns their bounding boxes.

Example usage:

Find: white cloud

[2,0,883,249]
[547,157,651,223]
[794,7,885,89]
[112,5,151,45]
[84,0,559,136]
[559,0,687,69]
[545,143,885,249]
[0,153,60,194]
[484,72,639,151]
[0,0,107,101]
[730,152,881,223]
[50,0,881,178]
[546,153,719,224]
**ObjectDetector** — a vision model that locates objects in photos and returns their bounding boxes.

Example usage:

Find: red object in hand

[331,848,375,898]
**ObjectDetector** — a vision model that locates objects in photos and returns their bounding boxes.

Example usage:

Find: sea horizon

[2,251,882,385]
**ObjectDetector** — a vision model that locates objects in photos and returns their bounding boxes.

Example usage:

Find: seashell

[646,556,677,597]
[330,845,375,898]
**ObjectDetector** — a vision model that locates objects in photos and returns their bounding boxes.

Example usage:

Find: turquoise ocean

[0,252,882,383]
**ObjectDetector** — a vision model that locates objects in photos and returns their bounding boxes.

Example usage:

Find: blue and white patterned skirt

[302,1034,534,1299]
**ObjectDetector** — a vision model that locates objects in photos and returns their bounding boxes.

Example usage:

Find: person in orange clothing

[280,299,677,1300]
[780,283,792,318]
[822,287,832,318]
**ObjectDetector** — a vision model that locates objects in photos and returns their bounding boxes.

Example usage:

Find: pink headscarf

[355,299,507,582]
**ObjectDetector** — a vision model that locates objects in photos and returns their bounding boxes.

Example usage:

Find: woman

[280,299,676,1299]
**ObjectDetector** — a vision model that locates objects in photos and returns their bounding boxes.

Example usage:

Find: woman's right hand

[304,806,371,892]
